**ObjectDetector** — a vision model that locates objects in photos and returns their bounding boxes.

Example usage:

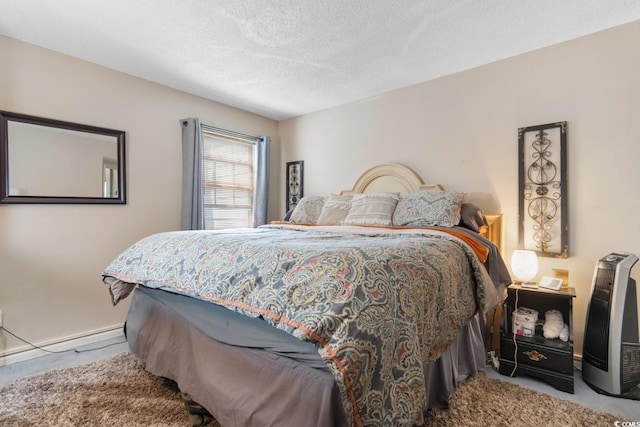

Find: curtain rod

[201,124,260,142]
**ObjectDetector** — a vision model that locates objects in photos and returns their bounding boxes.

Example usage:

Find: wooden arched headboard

[340,163,442,195]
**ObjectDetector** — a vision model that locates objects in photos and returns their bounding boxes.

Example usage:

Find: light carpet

[0,352,625,426]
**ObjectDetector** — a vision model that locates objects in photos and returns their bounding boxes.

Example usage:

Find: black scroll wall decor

[518,122,568,258]
[286,160,303,212]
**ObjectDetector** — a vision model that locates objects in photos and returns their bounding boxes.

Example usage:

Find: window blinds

[201,129,256,230]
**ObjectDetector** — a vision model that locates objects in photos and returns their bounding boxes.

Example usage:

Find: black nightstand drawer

[498,359,575,393]
[501,336,573,374]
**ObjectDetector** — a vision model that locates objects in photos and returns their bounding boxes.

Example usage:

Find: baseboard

[573,353,583,371]
[0,324,124,366]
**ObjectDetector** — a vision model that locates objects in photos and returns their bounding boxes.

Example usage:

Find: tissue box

[512,307,538,337]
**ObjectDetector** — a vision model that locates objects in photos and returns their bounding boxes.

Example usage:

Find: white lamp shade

[511,250,539,283]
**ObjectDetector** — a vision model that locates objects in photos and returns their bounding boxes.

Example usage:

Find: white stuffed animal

[543,309,569,342]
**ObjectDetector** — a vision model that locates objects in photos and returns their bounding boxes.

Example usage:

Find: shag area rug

[0,352,626,426]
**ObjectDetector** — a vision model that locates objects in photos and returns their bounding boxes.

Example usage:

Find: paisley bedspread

[102,224,500,427]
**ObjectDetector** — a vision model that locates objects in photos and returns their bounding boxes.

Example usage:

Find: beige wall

[279,21,640,355]
[0,35,278,356]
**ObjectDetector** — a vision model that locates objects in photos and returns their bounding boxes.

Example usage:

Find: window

[201,128,257,230]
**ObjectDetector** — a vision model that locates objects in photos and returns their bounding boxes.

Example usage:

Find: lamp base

[514,280,538,289]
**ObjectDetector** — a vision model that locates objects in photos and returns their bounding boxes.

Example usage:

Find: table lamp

[511,250,539,287]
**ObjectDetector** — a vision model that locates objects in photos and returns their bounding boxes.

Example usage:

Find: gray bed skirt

[126,286,486,426]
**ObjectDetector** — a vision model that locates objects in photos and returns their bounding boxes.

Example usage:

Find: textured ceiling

[2,1,640,120]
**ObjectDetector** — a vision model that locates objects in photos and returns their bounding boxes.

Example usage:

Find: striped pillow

[344,193,400,226]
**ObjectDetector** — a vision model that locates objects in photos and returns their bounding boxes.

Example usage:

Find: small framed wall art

[286,160,304,212]
[518,121,568,258]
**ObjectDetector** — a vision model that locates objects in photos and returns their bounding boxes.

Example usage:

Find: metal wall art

[286,160,303,212]
[518,121,568,258]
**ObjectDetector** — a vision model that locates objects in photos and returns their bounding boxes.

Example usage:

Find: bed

[102,163,510,427]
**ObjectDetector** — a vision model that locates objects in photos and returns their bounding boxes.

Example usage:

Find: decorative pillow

[289,195,327,224]
[317,194,352,225]
[344,193,400,226]
[392,191,467,227]
[459,202,489,233]
[283,207,295,221]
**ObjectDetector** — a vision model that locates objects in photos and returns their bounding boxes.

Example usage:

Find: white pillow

[317,194,352,225]
[344,193,400,226]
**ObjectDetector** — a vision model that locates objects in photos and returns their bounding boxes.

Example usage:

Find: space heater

[582,252,640,397]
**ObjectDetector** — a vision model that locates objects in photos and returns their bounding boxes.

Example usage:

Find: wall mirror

[0,111,126,204]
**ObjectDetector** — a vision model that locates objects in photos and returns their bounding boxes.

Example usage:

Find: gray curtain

[253,136,270,227]
[180,117,204,230]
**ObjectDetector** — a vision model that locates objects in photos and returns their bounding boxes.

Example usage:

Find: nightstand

[498,284,576,393]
